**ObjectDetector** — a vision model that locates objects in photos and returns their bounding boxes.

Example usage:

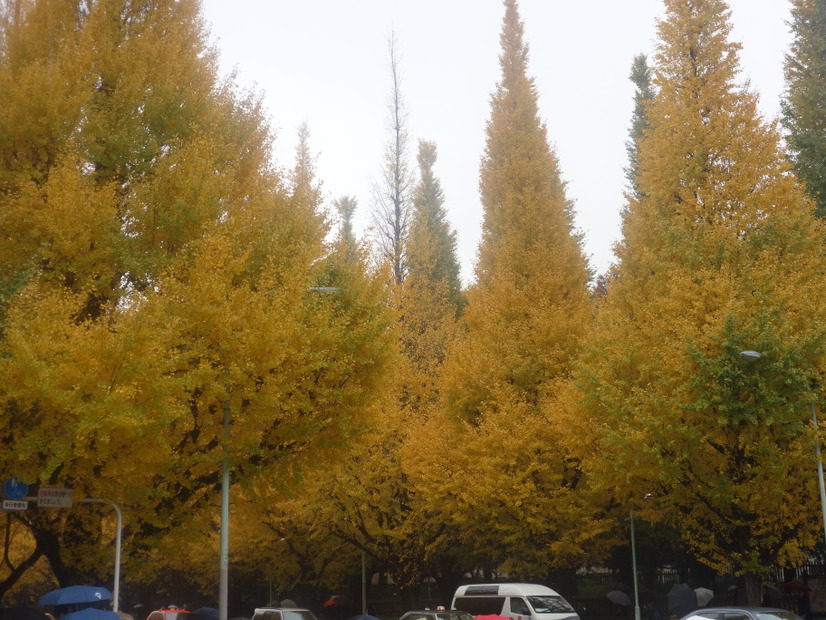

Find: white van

[452,583,579,620]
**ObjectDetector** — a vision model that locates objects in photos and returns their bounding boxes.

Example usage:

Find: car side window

[511,598,531,616]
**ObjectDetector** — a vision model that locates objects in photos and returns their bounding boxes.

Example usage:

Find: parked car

[680,607,805,620]
[400,610,474,620]
[251,608,319,620]
[146,607,192,620]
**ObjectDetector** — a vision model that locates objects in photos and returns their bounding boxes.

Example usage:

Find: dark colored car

[400,610,474,620]
[680,607,805,620]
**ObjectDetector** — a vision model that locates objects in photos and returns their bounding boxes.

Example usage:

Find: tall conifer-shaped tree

[783,0,826,219]
[399,139,463,407]
[625,53,656,199]
[578,0,826,604]
[413,0,602,575]
[408,140,462,312]
[334,195,359,249]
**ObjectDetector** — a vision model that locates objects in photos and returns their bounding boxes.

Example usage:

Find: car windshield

[756,613,804,620]
[437,613,473,620]
[527,596,576,614]
[283,612,318,620]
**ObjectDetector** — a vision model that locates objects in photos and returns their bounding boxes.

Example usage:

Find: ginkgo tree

[409,0,611,581]
[0,0,396,600]
[577,0,826,605]
[247,138,470,607]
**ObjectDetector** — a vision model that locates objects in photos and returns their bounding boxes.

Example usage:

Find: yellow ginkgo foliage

[417,0,605,577]
[578,0,826,605]
[0,0,396,599]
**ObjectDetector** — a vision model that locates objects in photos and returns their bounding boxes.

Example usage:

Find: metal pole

[630,510,641,620]
[811,401,826,547]
[219,397,231,620]
[76,498,122,613]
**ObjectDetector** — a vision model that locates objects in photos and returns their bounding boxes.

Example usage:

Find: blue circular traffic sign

[4,477,28,500]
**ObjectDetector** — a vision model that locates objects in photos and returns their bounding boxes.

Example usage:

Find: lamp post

[219,285,340,620]
[811,400,826,547]
[630,510,641,620]
[739,350,826,547]
[219,397,231,620]
[76,498,122,613]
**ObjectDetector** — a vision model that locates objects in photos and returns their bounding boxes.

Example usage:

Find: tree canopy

[578,0,826,604]
[783,0,826,220]
[0,0,395,601]
[414,0,606,579]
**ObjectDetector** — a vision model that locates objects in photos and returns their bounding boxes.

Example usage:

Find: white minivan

[452,583,580,620]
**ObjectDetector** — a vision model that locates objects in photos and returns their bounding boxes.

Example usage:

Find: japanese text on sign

[37,487,73,508]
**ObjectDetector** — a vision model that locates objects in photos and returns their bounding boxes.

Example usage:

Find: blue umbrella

[37,585,114,606]
[61,609,120,620]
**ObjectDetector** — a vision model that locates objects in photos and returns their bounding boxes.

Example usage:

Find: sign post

[1,483,121,613]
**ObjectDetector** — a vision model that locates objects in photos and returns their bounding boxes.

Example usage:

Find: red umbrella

[783,582,811,592]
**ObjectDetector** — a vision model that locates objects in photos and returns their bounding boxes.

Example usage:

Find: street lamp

[76,498,122,613]
[810,401,826,549]
[629,510,641,620]
[219,397,231,620]
[219,285,340,620]
[739,350,826,548]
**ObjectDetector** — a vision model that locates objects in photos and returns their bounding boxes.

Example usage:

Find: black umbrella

[193,608,220,620]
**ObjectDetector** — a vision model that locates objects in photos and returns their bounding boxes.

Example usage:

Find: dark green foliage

[783,0,826,219]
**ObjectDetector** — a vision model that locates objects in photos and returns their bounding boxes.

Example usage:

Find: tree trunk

[736,574,763,606]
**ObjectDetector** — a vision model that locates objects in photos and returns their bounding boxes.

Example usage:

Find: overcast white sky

[200,0,793,284]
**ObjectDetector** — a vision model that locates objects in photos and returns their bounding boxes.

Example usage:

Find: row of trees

[1,0,826,614]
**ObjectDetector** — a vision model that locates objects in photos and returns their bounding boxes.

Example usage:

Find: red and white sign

[37,487,73,508]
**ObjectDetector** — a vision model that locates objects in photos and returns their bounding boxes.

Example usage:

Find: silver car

[681,607,804,620]
[400,610,474,620]
[252,609,320,620]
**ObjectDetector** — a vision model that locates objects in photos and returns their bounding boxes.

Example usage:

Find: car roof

[682,608,799,617]
[401,613,470,615]
[401,613,471,616]
[455,584,561,597]
[687,608,791,612]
